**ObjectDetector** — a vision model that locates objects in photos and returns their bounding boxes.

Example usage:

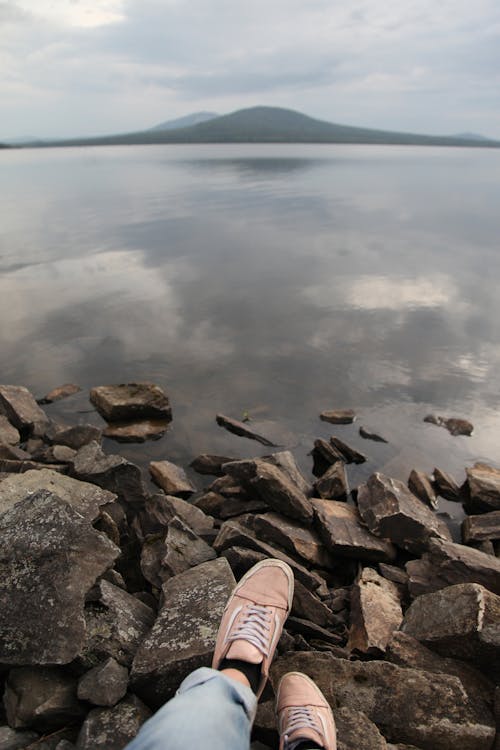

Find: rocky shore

[0,382,499,750]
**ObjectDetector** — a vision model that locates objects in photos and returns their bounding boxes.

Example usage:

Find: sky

[1,0,500,140]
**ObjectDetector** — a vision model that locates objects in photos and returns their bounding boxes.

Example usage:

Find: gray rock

[313,462,349,500]
[0,415,20,446]
[408,470,438,509]
[131,558,236,708]
[320,409,356,424]
[271,652,496,750]
[149,460,195,498]
[312,498,397,562]
[311,438,344,477]
[335,707,388,750]
[46,424,102,450]
[433,468,462,501]
[329,436,366,464]
[221,546,267,579]
[162,516,216,577]
[286,616,343,646]
[348,568,403,655]
[190,454,236,476]
[140,493,214,540]
[378,563,409,586]
[89,383,171,422]
[4,667,84,731]
[215,413,276,446]
[0,459,66,474]
[0,385,49,437]
[75,694,151,750]
[359,426,388,443]
[0,444,29,460]
[0,491,119,665]
[292,580,336,628]
[463,510,500,543]
[72,441,146,510]
[103,419,169,443]
[357,473,452,554]
[465,463,500,513]
[251,511,332,567]
[424,415,473,436]
[0,727,39,749]
[194,491,267,519]
[77,658,129,707]
[263,450,312,497]
[39,383,81,404]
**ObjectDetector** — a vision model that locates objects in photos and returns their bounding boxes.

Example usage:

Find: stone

[221,546,267,579]
[271,652,496,750]
[433,468,462,501]
[0,459,66,474]
[348,568,403,655]
[378,563,409,586]
[140,536,166,588]
[359,426,388,443]
[162,516,217,576]
[194,491,268,519]
[329,436,366,464]
[251,511,332,567]
[190,454,236,476]
[401,583,500,677]
[335,707,388,750]
[103,419,170,443]
[4,667,84,731]
[75,694,151,750]
[0,415,20,446]
[0,385,49,437]
[310,438,344,477]
[408,470,438,509]
[80,580,155,668]
[465,463,500,513]
[149,460,195,498]
[0,727,39,749]
[320,409,356,424]
[406,538,500,597]
[264,450,313,497]
[0,468,116,523]
[215,413,276,446]
[286,616,342,646]
[312,498,396,562]
[313,462,349,500]
[223,459,313,523]
[292,580,336,628]
[253,701,278,747]
[77,658,129,707]
[209,473,248,496]
[0,490,119,665]
[89,383,171,422]
[463,511,500,543]
[131,558,236,708]
[39,383,82,404]
[0,444,29,460]
[140,493,214,539]
[424,414,473,436]
[46,424,102,450]
[357,473,452,554]
[72,441,146,509]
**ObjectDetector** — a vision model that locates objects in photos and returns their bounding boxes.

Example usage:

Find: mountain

[453,132,488,141]
[20,106,500,148]
[150,112,219,131]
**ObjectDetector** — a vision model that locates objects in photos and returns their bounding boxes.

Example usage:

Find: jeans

[125,667,258,750]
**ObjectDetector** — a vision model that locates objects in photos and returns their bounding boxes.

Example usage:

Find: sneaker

[276,672,336,750]
[212,558,294,698]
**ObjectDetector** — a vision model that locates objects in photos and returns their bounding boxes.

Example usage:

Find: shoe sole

[230,558,295,613]
[276,671,335,719]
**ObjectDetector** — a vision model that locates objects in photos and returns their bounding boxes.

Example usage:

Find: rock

[310,438,344,477]
[335,707,388,750]
[378,563,409,586]
[424,414,473,436]
[401,583,500,677]
[190,454,236,476]
[208,473,248,497]
[39,383,82,404]
[465,463,500,513]
[81,580,155,668]
[140,493,214,540]
[72,441,146,510]
[271,652,496,750]
[0,385,49,437]
[292,580,336,628]
[357,473,452,554]
[220,546,267,579]
[0,415,20,446]
[0,444,29,460]
[223,459,313,522]
[463,511,500,543]
[0,468,116,523]
[46,424,102,450]
[320,409,356,424]
[149,460,195,498]
[359,426,388,443]
[251,511,332,567]
[408,470,438,509]
[215,413,276,446]
[406,538,500,597]
[140,536,166,588]
[286,616,343,646]
[4,667,84,731]
[89,383,171,422]
[77,658,129,707]
[162,516,217,577]
[312,498,397,562]
[264,450,313,497]
[329,436,366,464]
[131,558,236,708]
[0,490,119,665]
[0,726,39,749]
[348,568,403,655]
[433,468,462,501]
[194,491,268,519]
[75,694,151,750]
[313,462,349,500]
[103,419,170,443]
[0,458,66,474]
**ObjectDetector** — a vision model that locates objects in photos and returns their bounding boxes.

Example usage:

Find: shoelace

[227,604,273,654]
[283,706,323,749]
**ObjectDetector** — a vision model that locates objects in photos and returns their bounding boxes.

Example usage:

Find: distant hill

[150,111,219,131]
[453,132,488,141]
[19,106,500,149]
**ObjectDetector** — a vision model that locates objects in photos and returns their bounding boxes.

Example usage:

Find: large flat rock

[89,383,172,422]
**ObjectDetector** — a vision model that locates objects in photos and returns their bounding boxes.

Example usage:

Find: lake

[1,144,499,514]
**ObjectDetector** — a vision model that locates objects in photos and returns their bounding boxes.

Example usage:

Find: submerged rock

[90,383,172,422]
[424,414,473,436]
[320,409,356,424]
[359,426,388,443]
[103,419,170,443]
[39,383,82,404]
[215,413,276,446]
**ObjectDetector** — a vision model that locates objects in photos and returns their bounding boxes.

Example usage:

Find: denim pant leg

[125,667,258,750]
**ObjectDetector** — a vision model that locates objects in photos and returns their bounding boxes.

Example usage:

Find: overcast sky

[2,0,500,139]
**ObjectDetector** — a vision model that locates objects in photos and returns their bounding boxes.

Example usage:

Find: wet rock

[0,490,119,665]
[0,385,49,437]
[433,468,462,501]
[271,652,496,750]
[408,470,438,509]
[103,419,170,443]
[313,462,349,500]
[465,463,500,513]
[72,441,146,510]
[4,667,84,731]
[264,450,312,497]
[424,414,473,436]
[406,538,500,597]
[357,473,452,554]
[320,409,356,424]
[162,516,216,577]
[149,460,195,498]
[348,568,403,655]
[75,694,151,750]
[46,424,102,450]
[80,580,155,668]
[194,491,268,519]
[401,583,500,677]
[252,511,332,567]
[329,436,366,464]
[77,658,128,707]
[0,415,20,446]
[0,468,116,522]
[359,426,388,443]
[39,383,82,404]
[335,707,388,750]
[312,498,396,562]
[89,383,171,422]
[0,726,39,749]
[131,558,236,708]
[140,493,214,540]
[463,510,500,544]
[292,580,336,628]
[215,413,276,446]
[190,453,236,476]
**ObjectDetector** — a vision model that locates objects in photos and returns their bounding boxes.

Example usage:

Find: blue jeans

[126,668,258,750]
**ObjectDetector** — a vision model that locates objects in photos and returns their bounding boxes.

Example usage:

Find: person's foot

[276,672,337,750]
[212,558,294,698]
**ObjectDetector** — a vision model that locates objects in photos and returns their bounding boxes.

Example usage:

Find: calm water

[1,144,500,507]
